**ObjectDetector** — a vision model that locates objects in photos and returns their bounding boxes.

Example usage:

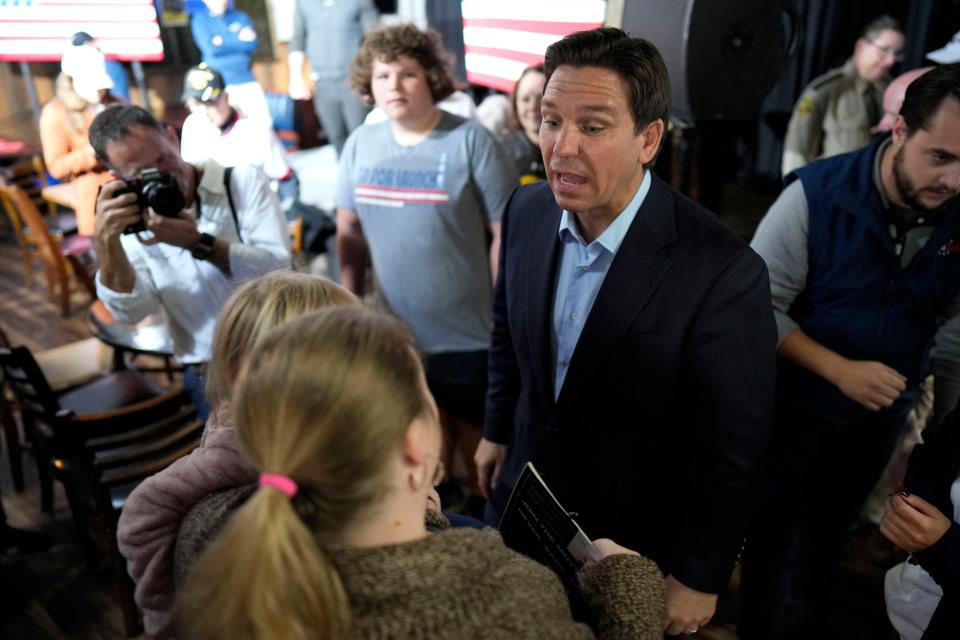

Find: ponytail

[177,487,350,639]
[177,307,428,638]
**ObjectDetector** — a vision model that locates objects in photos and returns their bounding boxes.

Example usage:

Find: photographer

[90,106,290,416]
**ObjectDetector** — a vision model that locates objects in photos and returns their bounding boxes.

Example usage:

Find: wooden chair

[0,333,165,511]
[0,155,77,276]
[0,324,113,492]
[0,183,93,316]
[2,153,59,216]
[41,386,202,637]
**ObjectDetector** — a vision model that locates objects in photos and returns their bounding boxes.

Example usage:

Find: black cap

[182,64,225,103]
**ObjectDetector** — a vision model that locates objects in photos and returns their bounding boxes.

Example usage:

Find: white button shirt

[96,161,291,364]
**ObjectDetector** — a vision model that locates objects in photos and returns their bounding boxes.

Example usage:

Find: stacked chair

[0,324,202,635]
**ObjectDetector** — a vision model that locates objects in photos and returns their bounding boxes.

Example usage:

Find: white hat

[61,44,113,100]
[927,31,960,64]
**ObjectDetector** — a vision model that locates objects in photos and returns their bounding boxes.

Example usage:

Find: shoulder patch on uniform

[809,68,845,91]
[796,95,816,116]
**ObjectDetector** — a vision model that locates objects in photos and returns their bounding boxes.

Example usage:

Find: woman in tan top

[177,306,666,639]
[39,44,120,236]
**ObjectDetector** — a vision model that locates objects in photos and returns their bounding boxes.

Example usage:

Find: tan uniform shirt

[781,59,887,176]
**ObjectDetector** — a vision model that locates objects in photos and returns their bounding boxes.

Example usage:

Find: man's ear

[164,124,180,146]
[638,119,665,165]
[890,114,910,147]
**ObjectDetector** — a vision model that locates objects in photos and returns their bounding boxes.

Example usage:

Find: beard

[892,145,954,212]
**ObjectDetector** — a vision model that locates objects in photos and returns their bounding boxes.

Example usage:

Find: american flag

[0,0,163,62]
[461,0,607,93]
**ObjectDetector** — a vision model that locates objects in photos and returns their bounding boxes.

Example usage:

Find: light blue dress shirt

[550,170,652,398]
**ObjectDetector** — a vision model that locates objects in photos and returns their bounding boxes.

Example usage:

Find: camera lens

[143,179,185,217]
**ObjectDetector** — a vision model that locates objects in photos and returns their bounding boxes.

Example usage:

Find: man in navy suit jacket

[475,28,778,636]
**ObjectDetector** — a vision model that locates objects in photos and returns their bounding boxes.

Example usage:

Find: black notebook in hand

[498,462,601,595]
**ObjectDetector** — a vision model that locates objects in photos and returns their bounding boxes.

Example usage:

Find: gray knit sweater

[325,527,665,639]
[175,488,664,638]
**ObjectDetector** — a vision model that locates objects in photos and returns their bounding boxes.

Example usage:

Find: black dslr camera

[117,168,186,234]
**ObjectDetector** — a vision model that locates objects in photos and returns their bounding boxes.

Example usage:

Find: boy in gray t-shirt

[336,24,515,510]
[337,110,512,355]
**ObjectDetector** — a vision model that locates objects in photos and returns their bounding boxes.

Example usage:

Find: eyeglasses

[867,38,905,63]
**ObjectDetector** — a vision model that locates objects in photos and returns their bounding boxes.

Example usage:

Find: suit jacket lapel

[554,175,676,416]
[524,187,563,404]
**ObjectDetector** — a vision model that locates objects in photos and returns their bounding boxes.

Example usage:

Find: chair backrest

[50,386,202,503]
[2,155,51,212]
[0,183,62,266]
[0,184,29,250]
[0,344,60,417]
[46,385,201,637]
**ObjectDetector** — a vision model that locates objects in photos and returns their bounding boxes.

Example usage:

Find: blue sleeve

[191,11,257,60]
[190,13,216,61]
[230,11,258,55]
[106,60,130,102]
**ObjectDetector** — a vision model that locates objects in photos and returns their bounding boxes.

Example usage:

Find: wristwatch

[191,232,216,261]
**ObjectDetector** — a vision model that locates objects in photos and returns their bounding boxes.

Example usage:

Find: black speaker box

[618,0,797,122]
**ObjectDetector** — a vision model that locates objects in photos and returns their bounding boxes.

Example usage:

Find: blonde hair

[178,307,429,639]
[54,72,90,132]
[205,272,357,407]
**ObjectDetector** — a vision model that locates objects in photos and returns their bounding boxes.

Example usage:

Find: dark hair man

[90,106,290,413]
[782,15,905,175]
[476,27,777,636]
[743,63,960,638]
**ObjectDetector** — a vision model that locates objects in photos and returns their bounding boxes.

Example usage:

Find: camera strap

[222,166,242,243]
[193,165,243,243]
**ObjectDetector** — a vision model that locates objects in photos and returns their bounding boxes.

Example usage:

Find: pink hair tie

[259,473,298,498]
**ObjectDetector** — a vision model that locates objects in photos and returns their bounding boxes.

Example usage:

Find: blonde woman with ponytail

[177,307,665,639]
[117,272,357,639]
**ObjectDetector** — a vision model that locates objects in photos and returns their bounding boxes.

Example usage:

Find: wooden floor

[0,231,901,639]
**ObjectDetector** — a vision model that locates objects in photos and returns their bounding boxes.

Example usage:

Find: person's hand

[580,538,640,570]
[880,492,952,553]
[592,538,641,559]
[288,76,311,101]
[94,179,142,243]
[663,575,717,636]
[237,27,257,42]
[138,208,201,250]
[834,359,906,411]
[474,438,507,501]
